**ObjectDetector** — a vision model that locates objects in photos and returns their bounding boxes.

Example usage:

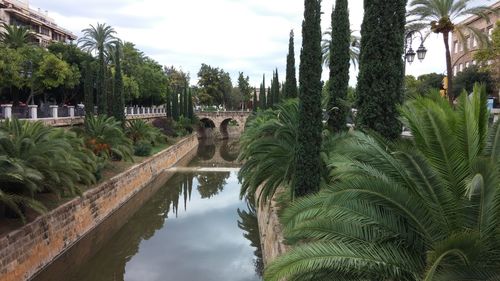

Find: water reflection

[33,140,261,281]
[238,201,264,277]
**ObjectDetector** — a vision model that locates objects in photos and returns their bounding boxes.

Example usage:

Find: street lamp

[404,30,427,65]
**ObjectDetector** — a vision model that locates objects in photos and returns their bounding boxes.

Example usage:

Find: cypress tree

[273,69,280,104]
[113,44,125,123]
[356,0,406,139]
[267,86,272,108]
[268,73,274,108]
[83,61,94,117]
[253,89,257,112]
[327,0,350,133]
[184,83,189,117]
[97,51,107,115]
[106,68,114,117]
[166,88,172,118]
[285,30,298,99]
[294,0,323,197]
[259,75,266,110]
[188,88,194,120]
[179,83,186,117]
[172,89,179,121]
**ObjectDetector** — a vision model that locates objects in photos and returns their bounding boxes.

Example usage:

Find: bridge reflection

[191,138,241,168]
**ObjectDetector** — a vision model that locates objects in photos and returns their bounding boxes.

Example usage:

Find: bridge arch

[195,111,251,139]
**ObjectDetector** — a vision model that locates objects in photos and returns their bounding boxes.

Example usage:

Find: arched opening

[220,118,240,139]
[220,139,240,162]
[197,118,216,139]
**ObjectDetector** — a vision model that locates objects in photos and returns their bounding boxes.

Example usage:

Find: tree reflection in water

[196,172,230,198]
[237,199,264,277]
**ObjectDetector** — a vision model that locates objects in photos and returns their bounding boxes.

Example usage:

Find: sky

[27,0,494,87]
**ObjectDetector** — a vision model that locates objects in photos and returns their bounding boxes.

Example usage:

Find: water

[32,139,262,281]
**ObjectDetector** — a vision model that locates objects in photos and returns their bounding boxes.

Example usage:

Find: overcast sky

[28,0,493,87]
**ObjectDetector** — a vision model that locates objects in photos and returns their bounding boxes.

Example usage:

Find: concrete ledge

[0,134,198,281]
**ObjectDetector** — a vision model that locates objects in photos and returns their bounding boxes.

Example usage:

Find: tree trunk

[443,31,453,104]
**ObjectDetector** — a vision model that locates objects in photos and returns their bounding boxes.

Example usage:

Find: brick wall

[0,134,198,281]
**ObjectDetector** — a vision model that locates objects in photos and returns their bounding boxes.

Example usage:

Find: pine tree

[253,89,257,112]
[83,61,94,117]
[259,75,267,110]
[285,30,298,99]
[113,44,125,123]
[172,89,179,121]
[294,0,323,197]
[356,0,406,139]
[327,0,350,133]
[188,88,194,120]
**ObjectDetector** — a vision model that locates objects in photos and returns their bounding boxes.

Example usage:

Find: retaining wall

[0,134,198,281]
[256,191,289,267]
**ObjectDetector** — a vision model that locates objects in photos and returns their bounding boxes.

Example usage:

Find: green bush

[126,119,165,146]
[134,141,153,156]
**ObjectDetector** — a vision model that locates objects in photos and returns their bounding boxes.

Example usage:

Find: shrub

[133,141,153,156]
[126,119,165,146]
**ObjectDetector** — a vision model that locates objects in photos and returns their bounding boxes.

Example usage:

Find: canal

[32,139,262,281]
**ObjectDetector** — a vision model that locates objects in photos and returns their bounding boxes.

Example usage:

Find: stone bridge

[196,111,251,139]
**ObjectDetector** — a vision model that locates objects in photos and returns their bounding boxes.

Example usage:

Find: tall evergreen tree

[113,44,125,123]
[179,83,184,117]
[166,88,172,118]
[356,0,406,139]
[188,88,194,120]
[285,30,298,99]
[273,69,280,104]
[327,0,350,132]
[268,73,275,108]
[106,67,114,117]
[253,89,257,112]
[259,75,267,110]
[294,0,323,197]
[83,61,94,117]
[172,90,179,121]
[97,52,107,115]
[184,83,189,117]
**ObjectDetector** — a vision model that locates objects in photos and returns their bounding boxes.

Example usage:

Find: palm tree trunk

[443,31,453,104]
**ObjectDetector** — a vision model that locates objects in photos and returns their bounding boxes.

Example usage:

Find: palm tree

[0,23,32,49]
[408,0,495,103]
[78,115,133,161]
[78,23,118,114]
[321,28,360,68]
[264,85,500,281]
[125,119,165,145]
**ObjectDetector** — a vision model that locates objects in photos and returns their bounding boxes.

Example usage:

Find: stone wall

[0,134,198,281]
[256,191,289,266]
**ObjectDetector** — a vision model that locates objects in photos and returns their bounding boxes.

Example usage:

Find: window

[465,61,470,68]
[454,41,459,53]
[471,36,477,48]
[459,63,463,72]
[454,66,458,76]
[40,27,50,36]
[472,60,477,65]
[488,26,493,39]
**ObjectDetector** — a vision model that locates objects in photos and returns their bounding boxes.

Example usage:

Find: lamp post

[404,30,427,73]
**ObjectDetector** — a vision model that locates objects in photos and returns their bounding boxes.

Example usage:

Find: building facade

[451,1,499,77]
[0,0,76,47]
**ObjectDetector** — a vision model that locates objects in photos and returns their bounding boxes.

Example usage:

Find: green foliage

[452,65,495,98]
[327,0,351,133]
[78,115,133,161]
[259,75,266,110]
[187,89,194,120]
[265,85,500,281]
[237,72,252,106]
[133,141,153,157]
[475,21,499,87]
[125,119,165,145]
[295,0,323,197]
[197,63,232,106]
[405,73,446,99]
[112,44,126,123]
[0,47,24,90]
[172,90,179,121]
[252,89,258,112]
[408,0,495,102]
[356,0,406,139]
[321,28,360,69]
[0,119,97,221]
[0,23,33,49]
[284,30,298,99]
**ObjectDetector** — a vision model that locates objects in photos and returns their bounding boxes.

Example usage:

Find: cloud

[28,0,494,88]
